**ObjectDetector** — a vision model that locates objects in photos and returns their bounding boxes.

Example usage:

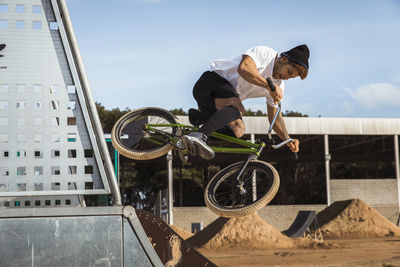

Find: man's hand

[269,84,283,103]
[287,139,299,152]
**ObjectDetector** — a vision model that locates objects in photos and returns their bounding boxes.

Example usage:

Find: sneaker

[182,132,215,160]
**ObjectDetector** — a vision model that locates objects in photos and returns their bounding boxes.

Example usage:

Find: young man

[183,44,309,160]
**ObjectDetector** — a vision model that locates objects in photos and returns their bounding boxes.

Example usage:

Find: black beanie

[281,44,309,70]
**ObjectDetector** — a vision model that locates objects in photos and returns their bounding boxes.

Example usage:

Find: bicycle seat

[188,108,208,126]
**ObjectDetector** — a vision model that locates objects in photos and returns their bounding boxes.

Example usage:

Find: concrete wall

[173,205,327,232]
[330,179,399,205]
[173,204,399,233]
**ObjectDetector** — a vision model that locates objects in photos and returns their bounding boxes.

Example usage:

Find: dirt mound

[315,199,400,239]
[170,224,193,239]
[187,213,324,250]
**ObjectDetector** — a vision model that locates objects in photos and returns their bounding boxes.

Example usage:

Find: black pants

[193,71,242,137]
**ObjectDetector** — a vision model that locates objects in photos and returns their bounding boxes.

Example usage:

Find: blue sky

[67,0,400,117]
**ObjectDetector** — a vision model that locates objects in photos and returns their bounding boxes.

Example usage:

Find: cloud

[342,83,400,109]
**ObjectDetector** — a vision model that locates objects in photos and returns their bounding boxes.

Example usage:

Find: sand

[200,237,400,266]
[170,224,194,239]
[315,198,400,239]
[186,198,400,253]
[186,213,325,250]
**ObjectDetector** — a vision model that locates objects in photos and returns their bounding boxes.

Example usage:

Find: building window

[51,166,60,175]
[50,84,59,94]
[35,183,43,191]
[33,101,41,109]
[51,150,60,158]
[52,183,61,191]
[16,5,25,13]
[67,85,76,93]
[84,149,94,158]
[67,133,77,142]
[50,100,59,110]
[68,101,76,110]
[33,85,42,93]
[68,149,77,158]
[49,22,58,30]
[16,20,25,29]
[50,117,60,126]
[0,20,8,28]
[33,5,42,14]
[17,84,25,93]
[17,167,26,176]
[16,101,26,110]
[85,165,94,174]
[34,166,43,175]
[34,150,43,158]
[67,117,76,125]
[68,166,77,175]
[0,4,8,13]
[33,21,42,30]
[16,150,26,158]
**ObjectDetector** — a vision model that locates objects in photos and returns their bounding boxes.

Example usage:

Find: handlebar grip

[266,77,276,92]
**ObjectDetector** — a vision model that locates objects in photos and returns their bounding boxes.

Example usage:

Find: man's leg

[227,118,245,138]
[184,71,242,159]
[215,97,245,138]
[197,105,242,137]
[183,105,241,160]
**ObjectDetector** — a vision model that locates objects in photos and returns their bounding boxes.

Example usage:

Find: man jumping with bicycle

[182,44,309,160]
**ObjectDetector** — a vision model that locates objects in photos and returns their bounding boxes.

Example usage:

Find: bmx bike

[111,82,294,218]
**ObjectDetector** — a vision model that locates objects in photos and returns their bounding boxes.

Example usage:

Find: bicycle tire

[204,160,280,218]
[111,107,179,160]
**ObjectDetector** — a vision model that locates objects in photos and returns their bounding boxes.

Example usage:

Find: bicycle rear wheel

[111,107,179,160]
[204,160,280,218]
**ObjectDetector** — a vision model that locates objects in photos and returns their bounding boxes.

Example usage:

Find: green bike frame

[146,123,265,157]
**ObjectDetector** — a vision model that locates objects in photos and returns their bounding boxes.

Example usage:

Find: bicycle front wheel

[204,160,280,218]
[111,107,179,160]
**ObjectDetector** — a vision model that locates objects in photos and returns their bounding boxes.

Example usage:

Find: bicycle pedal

[176,139,185,150]
[179,136,197,157]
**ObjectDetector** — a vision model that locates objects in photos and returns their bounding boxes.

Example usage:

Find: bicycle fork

[236,143,265,195]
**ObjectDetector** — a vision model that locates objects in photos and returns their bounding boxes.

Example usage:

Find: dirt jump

[169,199,400,266]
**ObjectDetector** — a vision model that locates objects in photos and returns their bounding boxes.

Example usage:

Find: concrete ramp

[0,206,214,266]
[282,210,316,238]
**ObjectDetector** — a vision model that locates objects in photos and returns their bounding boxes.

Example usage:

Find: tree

[96,102,130,133]
[283,110,309,117]
[169,108,187,115]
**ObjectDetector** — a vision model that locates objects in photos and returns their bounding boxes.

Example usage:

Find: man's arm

[267,104,299,152]
[238,55,283,102]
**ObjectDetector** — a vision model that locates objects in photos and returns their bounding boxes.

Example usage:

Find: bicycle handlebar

[266,77,276,92]
[266,77,295,152]
[271,138,294,149]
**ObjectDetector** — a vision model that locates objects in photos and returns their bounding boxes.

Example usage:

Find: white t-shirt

[210,46,285,107]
